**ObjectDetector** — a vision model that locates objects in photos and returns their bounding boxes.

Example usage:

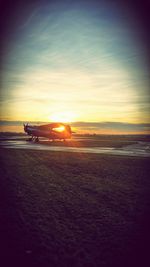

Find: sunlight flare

[50,111,76,123]
[53,126,65,132]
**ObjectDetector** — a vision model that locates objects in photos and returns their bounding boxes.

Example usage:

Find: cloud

[1,0,149,123]
[71,121,150,129]
[0,120,150,133]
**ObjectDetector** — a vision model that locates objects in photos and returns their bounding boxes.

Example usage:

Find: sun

[50,111,76,123]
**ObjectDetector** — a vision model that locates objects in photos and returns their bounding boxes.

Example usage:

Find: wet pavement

[0,138,150,157]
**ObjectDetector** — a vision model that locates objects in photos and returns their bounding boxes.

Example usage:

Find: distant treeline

[0,120,150,134]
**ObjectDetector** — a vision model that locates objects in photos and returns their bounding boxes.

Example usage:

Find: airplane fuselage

[24,123,72,141]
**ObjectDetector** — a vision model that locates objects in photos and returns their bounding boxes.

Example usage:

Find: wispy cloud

[1,0,149,126]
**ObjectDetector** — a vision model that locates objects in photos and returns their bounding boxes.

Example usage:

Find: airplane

[24,122,73,142]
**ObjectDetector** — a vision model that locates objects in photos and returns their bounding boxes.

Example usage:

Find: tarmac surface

[0,136,150,157]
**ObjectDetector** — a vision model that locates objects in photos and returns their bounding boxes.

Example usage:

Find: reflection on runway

[0,138,150,157]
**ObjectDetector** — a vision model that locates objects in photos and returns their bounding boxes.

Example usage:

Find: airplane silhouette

[24,122,73,142]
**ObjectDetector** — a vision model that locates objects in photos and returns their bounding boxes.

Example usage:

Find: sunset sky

[1,0,150,133]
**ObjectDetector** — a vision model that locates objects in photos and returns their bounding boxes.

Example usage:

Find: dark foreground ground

[0,148,150,267]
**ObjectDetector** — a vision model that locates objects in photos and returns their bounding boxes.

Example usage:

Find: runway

[0,137,150,157]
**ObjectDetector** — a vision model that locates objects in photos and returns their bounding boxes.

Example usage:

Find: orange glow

[53,126,65,132]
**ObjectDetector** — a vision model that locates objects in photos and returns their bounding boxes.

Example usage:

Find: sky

[0,0,150,133]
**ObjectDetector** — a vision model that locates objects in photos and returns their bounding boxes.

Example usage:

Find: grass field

[0,148,150,267]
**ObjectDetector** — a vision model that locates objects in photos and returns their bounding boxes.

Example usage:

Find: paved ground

[0,135,150,157]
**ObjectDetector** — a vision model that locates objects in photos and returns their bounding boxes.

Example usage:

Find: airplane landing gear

[27,136,39,142]
[35,137,39,142]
